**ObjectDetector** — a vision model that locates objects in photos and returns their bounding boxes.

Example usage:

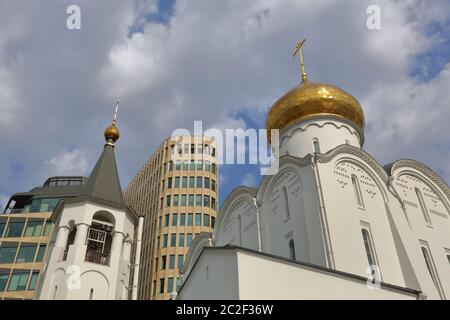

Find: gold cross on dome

[292,39,308,83]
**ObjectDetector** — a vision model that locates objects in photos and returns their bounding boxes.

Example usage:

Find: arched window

[415,188,431,224]
[282,186,290,219]
[312,138,320,153]
[361,229,377,267]
[89,288,94,300]
[288,239,296,260]
[85,211,115,265]
[63,225,77,261]
[351,175,364,208]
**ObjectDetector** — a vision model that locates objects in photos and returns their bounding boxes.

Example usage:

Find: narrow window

[421,246,444,298]
[352,175,364,208]
[362,229,377,267]
[312,138,320,153]
[89,288,94,300]
[282,186,290,219]
[289,239,296,260]
[415,188,431,224]
[53,286,58,300]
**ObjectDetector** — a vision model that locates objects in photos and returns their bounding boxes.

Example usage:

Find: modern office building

[124,135,218,300]
[0,176,88,300]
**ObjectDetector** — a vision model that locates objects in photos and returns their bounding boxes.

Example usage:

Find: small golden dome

[265,82,364,143]
[104,124,120,142]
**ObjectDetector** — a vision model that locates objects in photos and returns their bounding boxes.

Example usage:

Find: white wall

[279,117,361,158]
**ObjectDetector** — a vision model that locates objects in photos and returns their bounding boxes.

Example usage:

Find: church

[177,42,450,300]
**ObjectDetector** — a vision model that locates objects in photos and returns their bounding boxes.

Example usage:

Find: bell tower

[36,101,144,300]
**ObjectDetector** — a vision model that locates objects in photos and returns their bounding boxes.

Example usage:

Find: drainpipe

[311,154,335,269]
[252,197,262,252]
[132,216,144,300]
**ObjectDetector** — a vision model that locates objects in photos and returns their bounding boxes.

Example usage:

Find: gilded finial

[113,98,120,125]
[104,98,121,145]
[292,39,308,83]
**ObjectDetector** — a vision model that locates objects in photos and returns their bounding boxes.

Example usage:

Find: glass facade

[124,136,218,300]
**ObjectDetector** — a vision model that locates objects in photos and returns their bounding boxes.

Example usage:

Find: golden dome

[104,124,120,142]
[265,82,364,143]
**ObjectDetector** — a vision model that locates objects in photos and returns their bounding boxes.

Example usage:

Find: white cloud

[44,149,90,176]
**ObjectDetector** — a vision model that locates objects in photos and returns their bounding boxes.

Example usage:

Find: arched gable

[388,160,450,214]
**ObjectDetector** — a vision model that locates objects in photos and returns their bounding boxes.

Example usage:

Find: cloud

[43,149,90,176]
[0,0,449,204]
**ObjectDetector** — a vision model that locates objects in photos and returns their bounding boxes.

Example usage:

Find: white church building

[36,107,144,300]
[178,52,450,300]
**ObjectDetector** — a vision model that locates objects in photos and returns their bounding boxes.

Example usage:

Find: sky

[0,0,449,210]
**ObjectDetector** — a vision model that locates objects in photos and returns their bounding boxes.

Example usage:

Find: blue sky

[0,0,449,209]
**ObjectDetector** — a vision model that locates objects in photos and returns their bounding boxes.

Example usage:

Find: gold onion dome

[104,124,120,142]
[265,82,365,142]
[266,39,365,143]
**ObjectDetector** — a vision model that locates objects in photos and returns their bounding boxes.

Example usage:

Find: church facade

[178,51,450,299]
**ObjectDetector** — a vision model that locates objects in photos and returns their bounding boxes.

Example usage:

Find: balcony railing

[85,250,109,266]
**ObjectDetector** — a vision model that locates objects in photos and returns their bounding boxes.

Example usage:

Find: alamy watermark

[171,121,280,175]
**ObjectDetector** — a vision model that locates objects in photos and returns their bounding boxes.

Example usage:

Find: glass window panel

[0,273,8,291]
[16,245,37,263]
[0,222,5,238]
[175,177,180,188]
[181,194,187,206]
[196,195,202,206]
[28,272,39,290]
[159,279,165,294]
[172,214,178,226]
[165,214,170,227]
[195,213,202,226]
[188,194,194,206]
[173,195,179,206]
[212,180,216,192]
[179,234,185,247]
[187,214,193,226]
[0,245,18,263]
[171,234,177,247]
[183,160,188,170]
[197,160,203,171]
[167,178,172,189]
[182,177,187,188]
[8,272,29,291]
[204,195,210,208]
[204,178,210,189]
[178,255,184,270]
[36,245,46,262]
[6,222,25,237]
[167,277,174,293]
[43,221,53,236]
[187,234,193,247]
[196,177,202,188]
[24,220,44,237]
[203,215,210,227]
[190,160,195,170]
[189,177,195,188]
[169,255,175,269]
[205,161,210,172]
[163,234,168,247]
[180,214,186,226]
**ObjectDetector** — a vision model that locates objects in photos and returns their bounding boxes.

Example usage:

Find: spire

[83,99,125,206]
[104,99,120,146]
[292,39,308,83]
